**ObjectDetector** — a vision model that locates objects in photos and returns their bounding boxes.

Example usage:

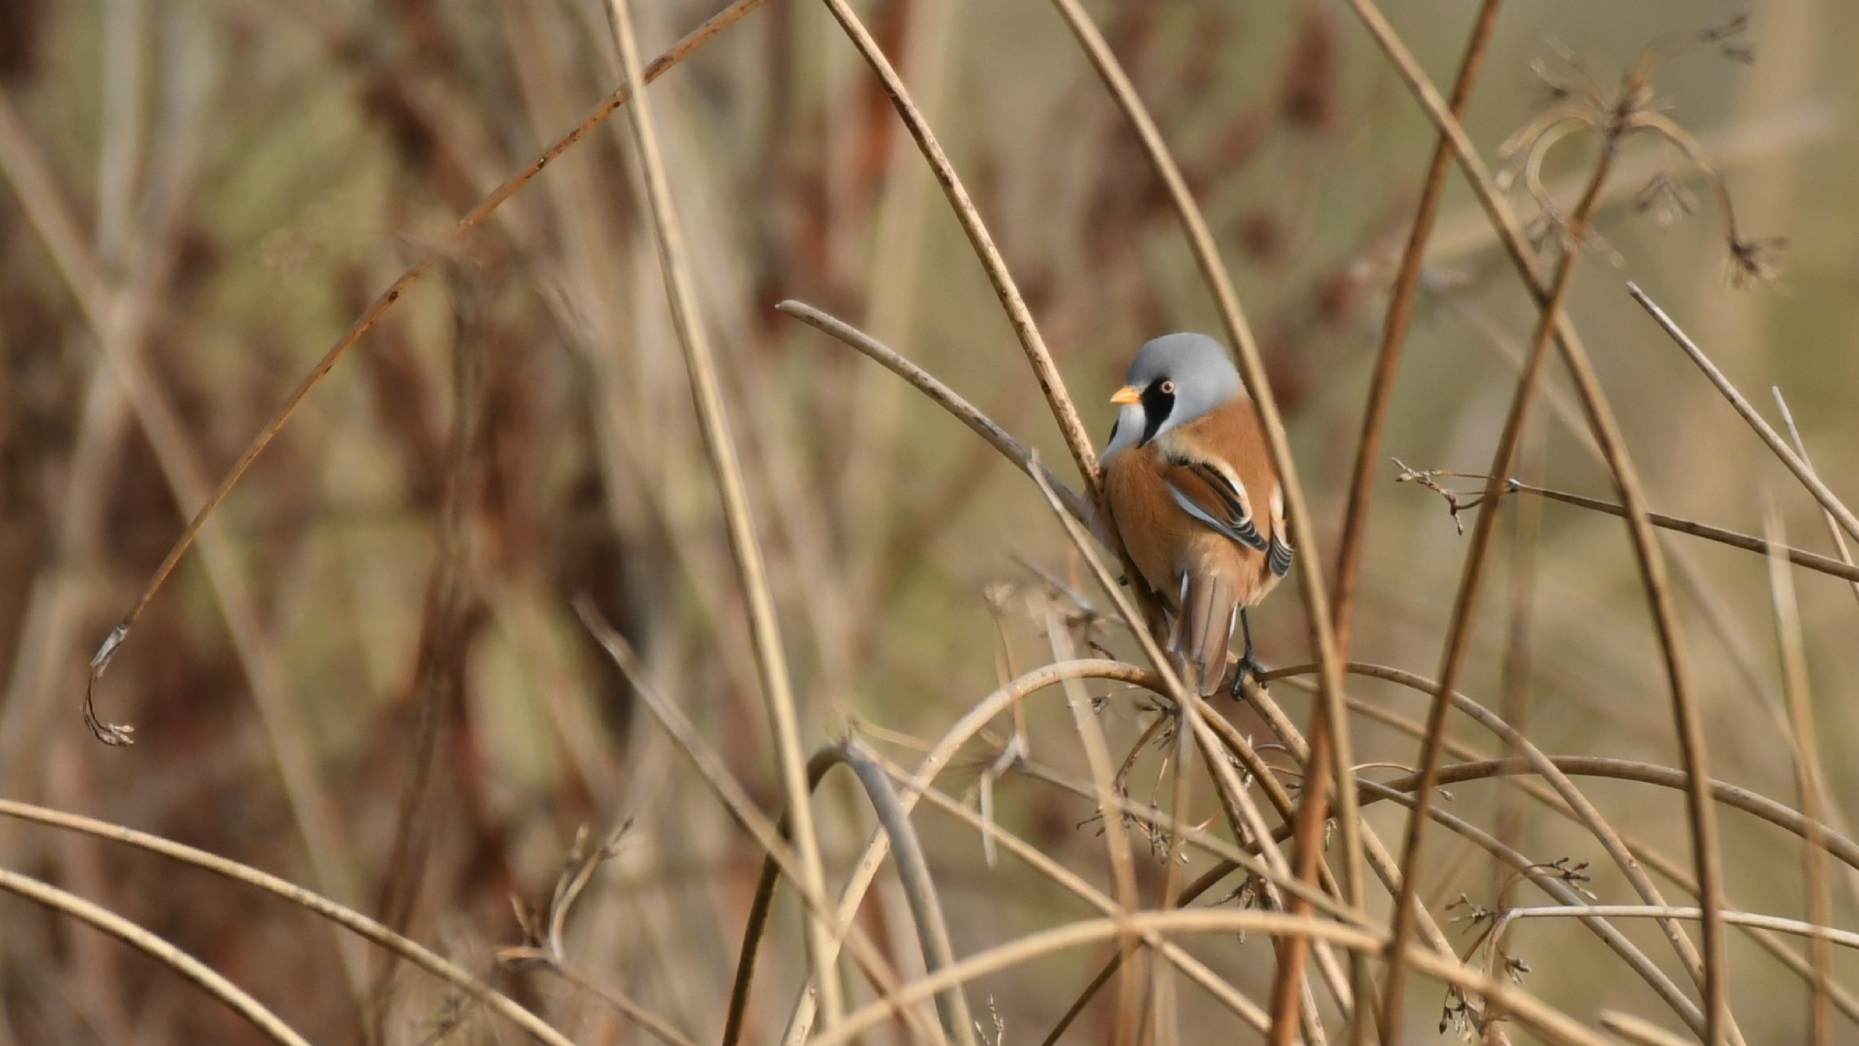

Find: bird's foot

[1228,651,1268,700]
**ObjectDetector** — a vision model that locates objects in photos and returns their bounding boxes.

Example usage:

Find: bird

[1100,332,1293,697]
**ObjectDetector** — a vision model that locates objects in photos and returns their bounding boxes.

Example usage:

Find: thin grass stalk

[1344,7,1729,1038]
[723,753,837,1046]
[1039,9,1367,1042]
[74,0,769,740]
[1332,0,1505,655]
[1040,601,1145,1045]
[1627,284,1859,544]
[1297,658,1725,1036]
[1772,390,1859,908]
[1381,136,1612,1040]
[0,869,311,1046]
[1604,1012,1703,1046]
[1775,390,1859,613]
[832,742,977,1046]
[1764,508,1834,1046]
[1493,427,1545,916]
[1350,779,1708,1034]
[1496,907,1859,950]
[601,0,841,1029]
[808,909,1608,1046]
[879,755,1274,1033]
[1495,481,1859,583]
[0,801,577,1046]
[1339,692,1859,1027]
[1374,756,1859,875]
[784,657,1164,1045]
[775,301,1099,533]
[577,604,940,1046]
[814,0,1100,500]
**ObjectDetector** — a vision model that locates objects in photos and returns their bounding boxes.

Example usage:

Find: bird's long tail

[1170,573,1238,697]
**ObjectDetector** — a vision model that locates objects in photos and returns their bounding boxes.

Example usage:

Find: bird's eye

[1160,380,1176,395]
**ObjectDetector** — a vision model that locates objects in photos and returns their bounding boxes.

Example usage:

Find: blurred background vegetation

[1,0,1855,1042]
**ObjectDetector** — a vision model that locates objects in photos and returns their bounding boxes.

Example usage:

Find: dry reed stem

[807,909,1608,1046]
[775,301,1100,535]
[815,0,1101,503]
[1369,755,1859,873]
[76,0,769,741]
[877,754,1278,1034]
[0,800,578,1046]
[1345,6,1729,1038]
[1040,8,1367,1041]
[1491,480,1859,583]
[1496,906,1859,950]
[1381,131,1612,1041]
[1348,777,1707,1033]
[1629,284,1859,543]
[1773,391,1859,897]
[718,757,943,1046]
[1764,508,1834,1046]
[577,603,937,1045]
[831,742,977,1046]
[776,657,1162,1046]
[1039,600,1146,1044]
[601,0,840,1030]
[1292,660,1728,1034]
[1602,1012,1699,1046]
[0,868,311,1046]
[1339,692,1859,1026]
[1332,0,1505,656]
[1775,391,1859,616]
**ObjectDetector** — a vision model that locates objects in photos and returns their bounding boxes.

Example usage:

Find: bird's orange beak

[1110,385,1142,405]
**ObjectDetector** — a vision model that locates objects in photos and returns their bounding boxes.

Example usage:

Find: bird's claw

[1228,651,1267,700]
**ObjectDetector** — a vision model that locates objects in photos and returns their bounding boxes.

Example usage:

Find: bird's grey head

[1103,332,1242,455]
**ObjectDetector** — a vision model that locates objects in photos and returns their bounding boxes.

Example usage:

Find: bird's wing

[1160,453,1268,553]
[1268,533,1293,577]
[1266,483,1293,578]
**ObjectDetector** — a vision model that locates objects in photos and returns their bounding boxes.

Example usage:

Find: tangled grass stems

[1344,4,1730,1036]
[76,0,771,744]
[0,800,577,1046]
[0,868,309,1046]
[807,908,1608,1046]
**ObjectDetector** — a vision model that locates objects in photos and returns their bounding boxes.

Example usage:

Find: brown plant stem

[1345,7,1729,1039]
[815,0,1101,503]
[602,0,838,1027]
[1628,284,1859,543]
[1331,0,1505,657]
[1380,138,1614,1043]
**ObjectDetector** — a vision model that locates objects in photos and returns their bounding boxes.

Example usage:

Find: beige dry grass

[0,1,1855,1044]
